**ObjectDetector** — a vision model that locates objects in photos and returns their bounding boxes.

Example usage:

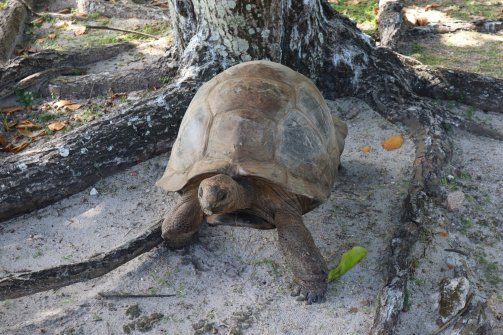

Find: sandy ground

[1,100,502,335]
[1,98,418,334]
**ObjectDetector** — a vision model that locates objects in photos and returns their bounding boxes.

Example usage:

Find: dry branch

[85,25,159,38]
[0,221,163,300]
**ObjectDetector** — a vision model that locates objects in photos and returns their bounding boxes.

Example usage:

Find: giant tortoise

[157,60,347,304]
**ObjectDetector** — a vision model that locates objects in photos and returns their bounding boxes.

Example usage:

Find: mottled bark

[377,0,405,49]
[0,0,33,64]
[47,52,179,99]
[0,43,135,99]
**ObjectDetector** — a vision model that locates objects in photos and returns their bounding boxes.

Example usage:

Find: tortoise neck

[233,180,254,210]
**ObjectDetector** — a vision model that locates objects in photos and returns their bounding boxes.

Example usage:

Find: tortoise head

[198,174,249,215]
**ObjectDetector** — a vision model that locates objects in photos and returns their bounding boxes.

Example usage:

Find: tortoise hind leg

[162,188,203,249]
[275,210,328,304]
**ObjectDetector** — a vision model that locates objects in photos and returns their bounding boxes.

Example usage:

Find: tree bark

[377,0,405,49]
[0,0,33,64]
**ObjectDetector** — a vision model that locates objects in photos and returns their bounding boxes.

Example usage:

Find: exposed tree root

[378,0,406,49]
[0,43,135,99]
[411,66,503,113]
[409,19,503,35]
[0,79,198,221]
[370,101,453,334]
[76,0,169,21]
[0,220,162,300]
[47,55,178,99]
[0,0,32,63]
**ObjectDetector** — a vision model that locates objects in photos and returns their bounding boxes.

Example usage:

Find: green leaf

[327,246,368,282]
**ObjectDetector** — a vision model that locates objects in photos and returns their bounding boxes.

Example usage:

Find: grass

[329,0,378,34]
[479,255,501,285]
[404,0,502,21]
[403,25,503,79]
[0,0,7,10]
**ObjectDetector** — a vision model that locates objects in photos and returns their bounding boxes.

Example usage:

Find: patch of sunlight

[78,203,105,220]
[34,308,64,321]
[404,7,450,25]
[441,31,503,47]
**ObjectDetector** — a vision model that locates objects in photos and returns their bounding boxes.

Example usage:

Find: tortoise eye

[216,189,227,201]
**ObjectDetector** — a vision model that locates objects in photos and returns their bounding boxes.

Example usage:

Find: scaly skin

[162,174,328,304]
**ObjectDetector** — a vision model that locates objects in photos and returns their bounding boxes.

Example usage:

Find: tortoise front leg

[275,211,328,304]
[162,188,203,249]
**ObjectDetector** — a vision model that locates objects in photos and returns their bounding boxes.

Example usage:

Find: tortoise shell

[157,60,347,205]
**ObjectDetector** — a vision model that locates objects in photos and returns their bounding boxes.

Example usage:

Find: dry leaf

[415,16,429,26]
[58,8,72,14]
[48,33,57,39]
[33,17,45,25]
[48,121,66,131]
[345,0,360,4]
[15,120,38,129]
[6,120,17,130]
[74,26,87,36]
[65,104,82,111]
[361,145,371,154]
[373,7,379,15]
[1,141,30,153]
[73,11,87,17]
[0,106,24,114]
[35,38,47,44]
[0,134,7,146]
[53,100,77,109]
[17,129,46,138]
[436,231,449,237]
[382,135,404,150]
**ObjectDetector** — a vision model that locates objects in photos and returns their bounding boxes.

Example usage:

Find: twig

[85,25,158,38]
[98,292,176,298]
[444,248,469,257]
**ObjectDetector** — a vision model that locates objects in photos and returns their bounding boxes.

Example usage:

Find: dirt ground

[1,1,503,334]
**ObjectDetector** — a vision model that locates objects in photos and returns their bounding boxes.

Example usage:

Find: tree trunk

[2,1,503,332]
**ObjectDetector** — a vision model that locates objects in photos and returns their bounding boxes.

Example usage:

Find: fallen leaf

[0,134,7,146]
[58,8,71,14]
[349,307,359,314]
[17,129,46,138]
[382,134,404,150]
[361,145,371,154]
[53,100,77,109]
[0,106,24,114]
[436,231,449,237]
[48,121,66,131]
[6,120,17,130]
[415,16,429,26]
[65,104,82,111]
[74,26,87,36]
[35,38,47,44]
[48,33,57,39]
[373,7,379,15]
[328,246,368,282]
[15,120,38,129]
[1,141,30,153]
[345,0,360,4]
[73,11,87,17]
[33,17,45,25]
